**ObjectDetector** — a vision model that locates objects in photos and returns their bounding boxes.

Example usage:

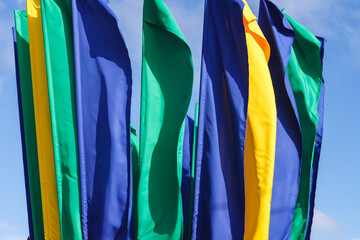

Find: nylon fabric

[242,1,277,239]
[191,0,249,238]
[304,37,325,240]
[284,14,323,240]
[26,1,62,238]
[181,116,194,240]
[72,0,133,238]
[138,0,194,238]
[40,0,82,238]
[258,1,301,238]
[12,25,35,240]
[14,11,46,240]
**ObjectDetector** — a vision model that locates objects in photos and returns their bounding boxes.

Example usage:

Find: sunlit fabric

[242,1,277,239]
[72,0,133,239]
[284,14,324,240]
[258,1,301,239]
[182,116,194,240]
[13,12,45,240]
[305,37,325,240]
[40,0,82,238]
[12,25,35,240]
[138,0,194,238]
[191,0,249,238]
[26,1,61,239]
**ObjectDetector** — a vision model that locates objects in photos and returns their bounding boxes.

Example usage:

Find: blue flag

[72,0,133,239]
[305,37,325,240]
[182,116,194,240]
[191,0,249,238]
[258,0,302,239]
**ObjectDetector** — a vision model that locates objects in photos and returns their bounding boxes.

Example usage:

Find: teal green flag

[40,0,82,239]
[14,11,44,240]
[137,0,194,238]
[285,14,323,240]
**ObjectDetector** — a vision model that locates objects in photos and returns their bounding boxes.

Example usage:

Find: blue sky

[0,0,359,239]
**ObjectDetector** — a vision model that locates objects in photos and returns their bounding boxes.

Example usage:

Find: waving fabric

[40,0,82,238]
[137,0,194,238]
[72,0,133,238]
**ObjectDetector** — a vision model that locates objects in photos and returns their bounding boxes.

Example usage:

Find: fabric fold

[258,1,301,238]
[40,0,82,238]
[138,0,194,238]
[13,11,46,240]
[242,1,277,239]
[72,0,133,238]
[191,0,249,238]
[26,1,61,238]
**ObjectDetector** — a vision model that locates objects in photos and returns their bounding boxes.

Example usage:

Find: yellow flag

[242,1,277,239]
[27,0,61,239]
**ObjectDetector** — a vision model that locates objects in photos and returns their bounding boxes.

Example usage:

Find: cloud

[272,0,360,65]
[312,209,341,231]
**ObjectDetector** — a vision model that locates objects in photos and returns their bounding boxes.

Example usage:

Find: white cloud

[312,209,341,231]
[271,0,360,65]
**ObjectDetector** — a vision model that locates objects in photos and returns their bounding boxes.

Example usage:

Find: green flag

[14,10,44,240]
[285,14,323,240]
[40,0,82,239]
[137,0,194,238]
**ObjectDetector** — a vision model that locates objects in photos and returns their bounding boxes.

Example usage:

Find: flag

[305,37,325,240]
[191,0,249,238]
[181,116,194,240]
[137,0,194,238]
[26,0,61,238]
[258,0,302,238]
[13,11,44,240]
[40,0,82,238]
[283,13,324,240]
[187,103,199,240]
[72,0,133,239]
[242,1,277,239]
[12,25,34,240]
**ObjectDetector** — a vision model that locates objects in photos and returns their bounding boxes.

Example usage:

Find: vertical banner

[181,116,194,240]
[138,0,194,238]
[26,1,61,239]
[305,37,325,240]
[258,0,301,239]
[242,1,277,239]
[72,0,133,239]
[40,0,82,239]
[192,0,249,238]
[12,25,34,240]
[14,11,45,240]
[284,14,324,240]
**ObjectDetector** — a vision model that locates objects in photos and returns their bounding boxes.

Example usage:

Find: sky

[0,0,359,240]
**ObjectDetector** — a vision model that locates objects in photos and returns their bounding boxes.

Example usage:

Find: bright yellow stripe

[242,1,277,239]
[26,0,61,239]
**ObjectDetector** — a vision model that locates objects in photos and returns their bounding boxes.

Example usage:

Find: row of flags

[12,0,325,239]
